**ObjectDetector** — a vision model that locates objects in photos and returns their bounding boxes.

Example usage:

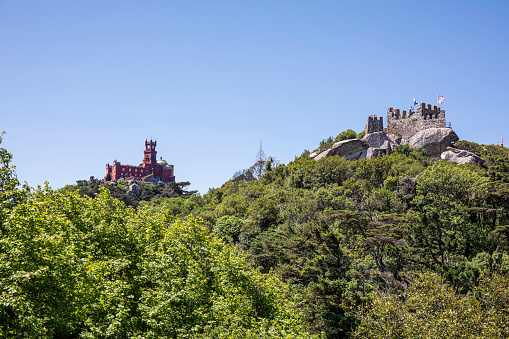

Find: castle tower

[366,115,384,134]
[143,139,157,171]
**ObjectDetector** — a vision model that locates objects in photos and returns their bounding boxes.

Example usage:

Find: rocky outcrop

[441,147,484,165]
[314,139,369,161]
[311,119,460,162]
[407,128,459,157]
[309,151,319,159]
[362,131,389,149]
[361,131,398,159]
[387,134,402,145]
[314,149,335,161]
[332,139,370,156]
[345,149,365,160]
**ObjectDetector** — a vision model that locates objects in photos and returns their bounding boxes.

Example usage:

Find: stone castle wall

[386,102,446,140]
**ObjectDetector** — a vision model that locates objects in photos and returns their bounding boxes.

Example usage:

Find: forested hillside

[0,133,319,338]
[2,131,509,338]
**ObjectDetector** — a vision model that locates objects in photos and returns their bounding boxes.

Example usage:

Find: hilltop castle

[366,102,449,141]
[105,139,175,183]
[311,102,459,161]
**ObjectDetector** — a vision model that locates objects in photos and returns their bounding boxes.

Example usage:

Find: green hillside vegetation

[0,134,319,338]
[60,178,197,209]
[3,130,509,338]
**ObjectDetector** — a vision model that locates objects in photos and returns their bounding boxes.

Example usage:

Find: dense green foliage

[0,137,319,338]
[3,131,509,338]
[137,138,509,338]
[59,177,197,209]
[352,271,509,338]
[0,132,29,232]
[0,188,318,338]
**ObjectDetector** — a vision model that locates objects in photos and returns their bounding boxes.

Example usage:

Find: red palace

[105,139,175,183]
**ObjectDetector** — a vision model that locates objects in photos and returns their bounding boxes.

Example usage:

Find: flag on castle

[438,94,445,104]
[413,98,418,106]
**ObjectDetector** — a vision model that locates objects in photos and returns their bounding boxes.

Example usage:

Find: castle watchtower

[366,115,384,134]
[386,102,446,140]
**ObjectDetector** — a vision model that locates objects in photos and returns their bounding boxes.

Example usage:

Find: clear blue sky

[2,1,508,194]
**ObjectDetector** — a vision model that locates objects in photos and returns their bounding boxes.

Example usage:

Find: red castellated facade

[105,139,175,183]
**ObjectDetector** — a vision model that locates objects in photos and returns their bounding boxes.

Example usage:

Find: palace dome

[157,158,168,166]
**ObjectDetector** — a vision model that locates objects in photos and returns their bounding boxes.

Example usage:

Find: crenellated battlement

[418,102,444,119]
[387,103,444,120]
[387,108,412,119]
[386,102,446,140]
[367,115,384,134]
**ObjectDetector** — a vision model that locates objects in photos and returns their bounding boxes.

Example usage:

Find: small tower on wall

[366,115,384,134]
